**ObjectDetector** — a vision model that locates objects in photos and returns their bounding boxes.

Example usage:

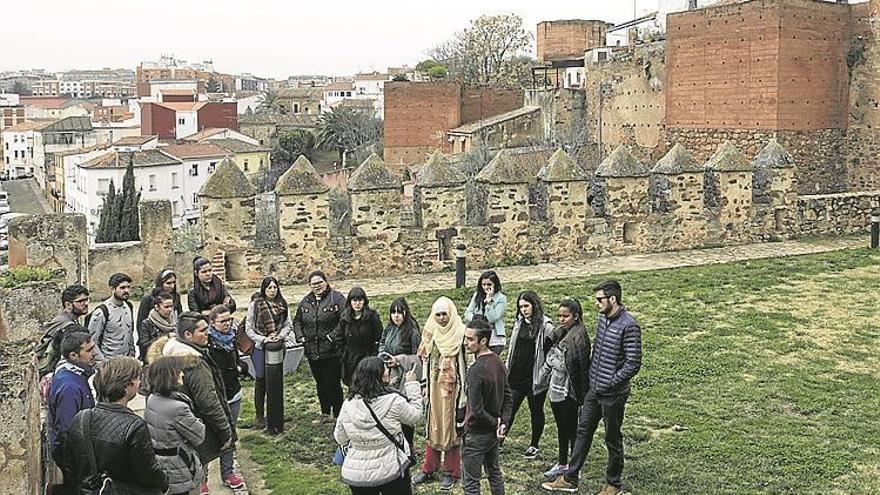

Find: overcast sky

[7,0,649,78]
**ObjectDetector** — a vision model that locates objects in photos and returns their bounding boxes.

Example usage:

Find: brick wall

[198,102,238,131]
[666,0,850,131]
[460,88,524,125]
[141,102,176,139]
[537,20,609,62]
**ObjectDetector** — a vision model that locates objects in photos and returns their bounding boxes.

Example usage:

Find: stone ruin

[7,143,880,291]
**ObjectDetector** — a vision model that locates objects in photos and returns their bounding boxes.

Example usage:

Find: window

[207,161,216,173]
[192,193,199,205]
[293,103,299,114]
[178,118,185,125]
[243,159,249,171]
[98,178,109,195]
[172,200,180,215]
[148,174,156,191]
[259,158,264,169]
[14,150,19,159]
[171,172,179,188]
[190,164,199,176]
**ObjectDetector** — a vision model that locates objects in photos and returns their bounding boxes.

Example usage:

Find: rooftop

[80,150,181,169]
[155,101,209,112]
[355,72,391,81]
[210,138,270,154]
[2,121,52,133]
[113,135,158,146]
[449,106,539,135]
[160,143,229,160]
[181,127,226,141]
[323,81,354,91]
[40,116,93,133]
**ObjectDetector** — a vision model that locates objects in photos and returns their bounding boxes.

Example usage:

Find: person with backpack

[47,331,97,481]
[87,273,135,362]
[36,284,91,379]
[63,356,168,495]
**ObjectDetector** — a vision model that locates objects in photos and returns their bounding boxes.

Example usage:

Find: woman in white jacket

[334,356,422,494]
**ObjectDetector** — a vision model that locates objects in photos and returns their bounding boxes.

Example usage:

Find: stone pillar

[138,200,173,279]
[0,341,41,495]
[705,141,754,232]
[594,146,651,248]
[412,150,468,268]
[0,281,60,342]
[753,139,797,208]
[538,148,591,258]
[274,155,331,281]
[348,154,404,275]
[198,157,261,284]
[7,214,88,286]
[475,149,531,258]
[650,143,706,247]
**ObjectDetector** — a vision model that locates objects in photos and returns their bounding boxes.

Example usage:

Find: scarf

[147,308,177,333]
[421,297,465,357]
[57,359,94,379]
[209,326,236,351]
[254,294,287,336]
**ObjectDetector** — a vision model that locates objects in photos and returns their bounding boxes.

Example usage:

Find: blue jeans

[220,398,242,479]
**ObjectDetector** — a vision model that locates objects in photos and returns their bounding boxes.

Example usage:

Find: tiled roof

[160,89,196,95]
[156,101,208,112]
[160,143,229,160]
[40,116,93,133]
[210,138,270,153]
[2,121,51,132]
[113,135,157,146]
[323,81,354,91]
[80,150,181,169]
[182,127,226,141]
[355,73,391,81]
[449,106,539,135]
[278,87,320,99]
[20,97,68,109]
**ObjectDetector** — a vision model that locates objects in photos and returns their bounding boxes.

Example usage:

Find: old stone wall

[0,282,60,342]
[277,192,331,280]
[8,214,88,286]
[536,20,609,62]
[460,88,524,125]
[349,189,404,274]
[88,241,145,295]
[795,191,880,235]
[0,341,41,495]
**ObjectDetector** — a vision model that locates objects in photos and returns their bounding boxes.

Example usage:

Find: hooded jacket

[147,335,234,463]
[333,382,423,487]
[144,392,205,494]
[561,321,591,404]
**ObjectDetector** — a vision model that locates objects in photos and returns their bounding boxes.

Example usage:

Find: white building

[1,121,45,178]
[320,81,355,113]
[352,72,391,118]
[236,93,261,115]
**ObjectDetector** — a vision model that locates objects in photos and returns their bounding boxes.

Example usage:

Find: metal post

[871,209,879,249]
[455,243,467,289]
[264,340,286,435]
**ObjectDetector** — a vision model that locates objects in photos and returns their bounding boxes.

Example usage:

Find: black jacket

[561,321,592,404]
[136,292,182,336]
[207,333,243,401]
[589,307,642,396]
[63,403,168,495]
[136,318,172,362]
[293,289,345,361]
[336,308,383,385]
[187,282,236,314]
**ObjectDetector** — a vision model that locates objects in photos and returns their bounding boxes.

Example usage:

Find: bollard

[871,209,879,249]
[455,243,467,289]
[264,340,286,435]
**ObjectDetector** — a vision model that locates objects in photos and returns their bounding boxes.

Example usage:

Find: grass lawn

[238,248,880,494]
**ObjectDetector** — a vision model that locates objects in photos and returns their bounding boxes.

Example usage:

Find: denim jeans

[461,431,504,495]
[219,398,242,479]
[564,391,628,487]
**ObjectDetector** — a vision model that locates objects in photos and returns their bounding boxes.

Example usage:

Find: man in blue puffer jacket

[543,280,642,495]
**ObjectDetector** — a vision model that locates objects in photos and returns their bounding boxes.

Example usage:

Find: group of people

[37,259,643,495]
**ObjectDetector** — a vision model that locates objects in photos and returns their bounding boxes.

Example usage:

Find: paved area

[229,236,867,301]
[2,178,51,214]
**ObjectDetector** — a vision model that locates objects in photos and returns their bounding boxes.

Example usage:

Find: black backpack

[35,319,80,377]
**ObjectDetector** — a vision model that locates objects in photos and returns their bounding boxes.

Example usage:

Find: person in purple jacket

[47,331,97,469]
[543,280,642,495]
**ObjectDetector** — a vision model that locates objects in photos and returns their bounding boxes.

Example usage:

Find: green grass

[239,248,880,494]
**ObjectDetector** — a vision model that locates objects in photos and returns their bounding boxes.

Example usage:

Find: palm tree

[257,88,283,114]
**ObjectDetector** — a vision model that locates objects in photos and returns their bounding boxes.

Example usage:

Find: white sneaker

[544,463,568,478]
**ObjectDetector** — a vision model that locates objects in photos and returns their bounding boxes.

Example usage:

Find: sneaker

[439,473,457,491]
[524,445,540,459]
[597,484,622,495]
[199,482,210,495]
[411,471,435,485]
[541,475,578,493]
[223,473,245,490]
[544,463,568,479]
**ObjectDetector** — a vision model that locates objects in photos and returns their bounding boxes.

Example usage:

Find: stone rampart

[0,341,41,495]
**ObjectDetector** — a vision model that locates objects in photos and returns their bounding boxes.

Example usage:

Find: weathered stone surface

[0,340,40,495]
[200,157,256,199]
[596,146,651,178]
[652,143,703,175]
[0,282,60,342]
[476,149,530,184]
[8,214,88,286]
[275,155,329,195]
[705,141,754,172]
[348,154,401,192]
[539,148,590,182]
[753,139,795,170]
[417,150,467,187]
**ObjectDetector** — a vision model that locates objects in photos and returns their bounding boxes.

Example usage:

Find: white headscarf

[421,297,466,357]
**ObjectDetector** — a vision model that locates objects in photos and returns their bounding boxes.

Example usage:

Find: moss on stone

[652,143,703,175]
[705,141,754,172]
[275,155,329,195]
[348,154,401,192]
[596,145,650,178]
[417,150,467,187]
[539,148,590,182]
[200,157,256,198]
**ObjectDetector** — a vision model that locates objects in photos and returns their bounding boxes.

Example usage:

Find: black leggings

[551,397,579,465]
[308,356,344,416]
[509,387,547,448]
[349,474,412,494]
[254,377,266,418]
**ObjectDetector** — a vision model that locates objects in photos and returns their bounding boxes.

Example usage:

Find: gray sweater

[88,298,135,361]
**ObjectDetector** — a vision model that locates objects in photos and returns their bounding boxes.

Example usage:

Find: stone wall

[795,191,880,236]
[537,19,610,62]
[8,214,88,286]
[0,282,60,342]
[0,341,41,495]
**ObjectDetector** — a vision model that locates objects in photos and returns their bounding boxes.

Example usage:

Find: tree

[429,14,533,87]
[391,74,410,82]
[315,108,382,165]
[11,81,32,96]
[257,88,283,114]
[96,180,118,243]
[118,155,140,241]
[274,129,317,164]
[206,78,221,93]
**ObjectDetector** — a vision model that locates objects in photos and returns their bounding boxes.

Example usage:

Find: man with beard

[36,284,91,378]
[88,273,135,362]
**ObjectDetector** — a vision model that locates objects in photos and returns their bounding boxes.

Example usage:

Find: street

[1,179,51,214]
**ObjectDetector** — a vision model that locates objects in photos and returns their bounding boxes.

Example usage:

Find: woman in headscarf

[244,276,291,430]
[411,297,468,491]
[137,268,183,336]
[187,257,236,315]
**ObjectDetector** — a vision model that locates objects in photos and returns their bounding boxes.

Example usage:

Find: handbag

[77,410,113,495]
[235,317,254,356]
[331,445,346,466]
[364,400,418,468]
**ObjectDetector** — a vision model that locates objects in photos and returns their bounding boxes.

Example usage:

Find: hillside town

[1,1,880,495]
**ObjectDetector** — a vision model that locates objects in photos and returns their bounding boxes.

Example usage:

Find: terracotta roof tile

[160,142,230,160]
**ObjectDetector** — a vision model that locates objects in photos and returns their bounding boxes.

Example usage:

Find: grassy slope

[239,248,880,494]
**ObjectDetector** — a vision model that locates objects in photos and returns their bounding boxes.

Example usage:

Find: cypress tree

[118,154,140,241]
[96,179,117,243]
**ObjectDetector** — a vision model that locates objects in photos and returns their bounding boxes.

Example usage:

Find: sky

[6,0,650,79]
